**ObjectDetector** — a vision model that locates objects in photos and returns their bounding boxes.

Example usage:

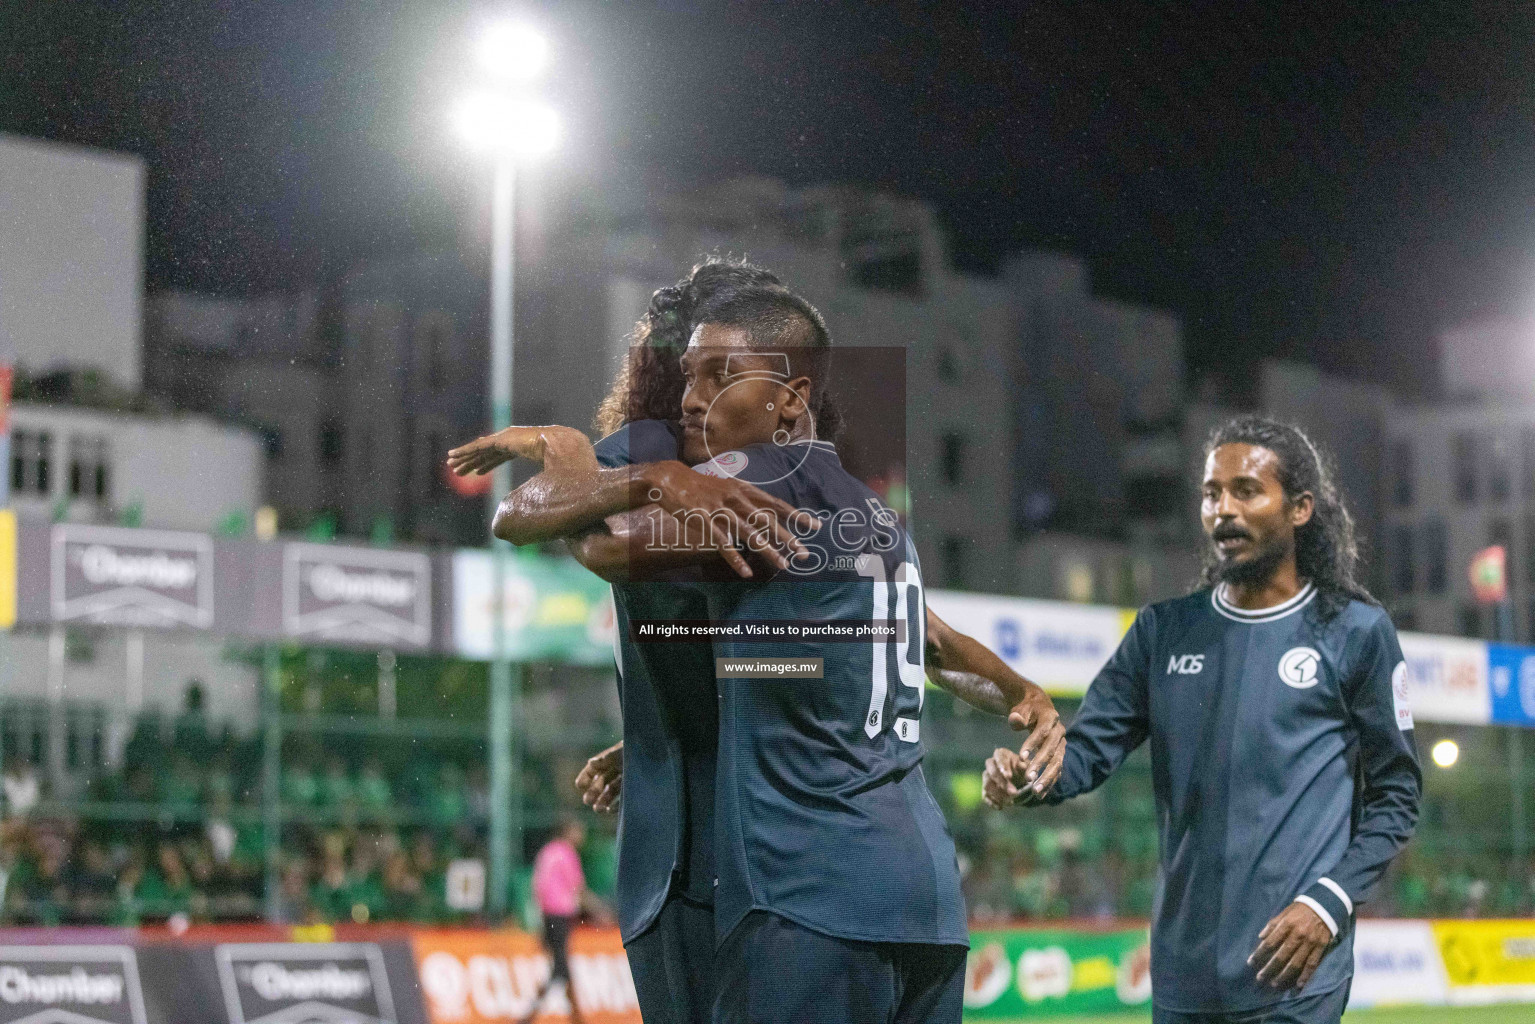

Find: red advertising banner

[412,928,640,1024]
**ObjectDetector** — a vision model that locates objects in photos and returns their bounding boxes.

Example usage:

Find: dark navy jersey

[1050,583,1421,1013]
[593,420,719,942]
[694,439,968,948]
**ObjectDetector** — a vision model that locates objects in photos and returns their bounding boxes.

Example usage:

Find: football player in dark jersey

[986,417,1420,1024]
[450,262,1062,1024]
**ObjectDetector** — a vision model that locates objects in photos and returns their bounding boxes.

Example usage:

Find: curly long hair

[593,258,843,441]
[594,259,779,435]
[1199,416,1375,619]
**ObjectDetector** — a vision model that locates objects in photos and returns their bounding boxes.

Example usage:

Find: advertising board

[451,551,615,665]
[1434,919,1535,1005]
[926,590,1132,697]
[51,524,213,629]
[412,929,638,1024]
[1398,632,1491,725]
[1349,920,1450,1008]
[282,543,431,649]
[961,926,1151,1018]
[0,945,147,1024]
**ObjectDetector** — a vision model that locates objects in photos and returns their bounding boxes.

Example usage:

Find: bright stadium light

[453,92,559,158]
[452,23,561,924]
[1431,739,1460,769]
[478,23,548,81]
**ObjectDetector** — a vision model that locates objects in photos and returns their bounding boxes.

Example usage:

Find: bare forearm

[567,508,725,581]
[927,614,1035,708]
[492,451,681,546]
[494,467,628,544]
[928,666,1012,715]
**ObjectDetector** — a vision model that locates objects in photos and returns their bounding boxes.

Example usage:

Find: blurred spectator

[410,830,448,920]
[275,857,313,925]
[380,849,425,920]
[357,758,392,813]
[113,853,144,926]
[430,764,468,826]
[173,680,213,764]
[15,838,68,926]
[320,756,356,812]
[1010,849,1057,919]
[466,766,491,820]
[309,832,352,921]
[139,843,195,918]
[282,753,320,807]
[163,755,202,811]
[205,795,238,865]
[68,840,117,922]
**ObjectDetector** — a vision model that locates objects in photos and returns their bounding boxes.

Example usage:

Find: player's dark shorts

[542,913,576,982]
[1152,979,1351,1024]
[713,910,965,1024]
[625,894,715,1024]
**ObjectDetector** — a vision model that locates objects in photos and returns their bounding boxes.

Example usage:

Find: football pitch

[987,1006,1535,1024]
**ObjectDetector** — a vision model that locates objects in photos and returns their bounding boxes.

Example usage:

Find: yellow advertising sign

[1433,919,1535,996]
[0,509,14,629]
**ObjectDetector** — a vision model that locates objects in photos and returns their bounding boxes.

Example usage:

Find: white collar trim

[1212,581,1316,623]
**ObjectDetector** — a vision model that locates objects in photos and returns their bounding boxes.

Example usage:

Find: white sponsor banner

[1399,632,1491,725]
[926,590,1130,697]
[282,543,431,648]
[1348,920,1450,1009]
[215,943,395,1024]
[51,524,213,628]
[0,945,147,1024]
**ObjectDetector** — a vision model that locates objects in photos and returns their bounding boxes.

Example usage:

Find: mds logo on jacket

[1167,654,1204,675]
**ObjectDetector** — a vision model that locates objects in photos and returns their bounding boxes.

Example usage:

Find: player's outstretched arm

[985,607,1155,811]
[449,423,624,544]
[925,609,1066,799]
[448,424,599,480]
[449,427,809,575]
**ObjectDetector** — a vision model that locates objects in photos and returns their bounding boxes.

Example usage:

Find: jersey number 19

[859,555,926,740]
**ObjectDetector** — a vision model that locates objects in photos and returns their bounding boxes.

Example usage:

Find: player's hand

[447,426,547,477]
[983,748,1024,808]
[1248,900,1335,991]
[983,747,1054,808]
[642,461,818,578]
[575,742,623,813]
[1008,686,1065,798]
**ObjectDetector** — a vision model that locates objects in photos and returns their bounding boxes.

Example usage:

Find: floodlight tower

[455,22,559,923]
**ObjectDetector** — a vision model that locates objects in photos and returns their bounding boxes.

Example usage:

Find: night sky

[6,1,1535,397]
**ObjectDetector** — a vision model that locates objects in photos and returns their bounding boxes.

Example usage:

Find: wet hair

[690,285,841,441]
[1200,416,1375,619]
[593,258,781,435]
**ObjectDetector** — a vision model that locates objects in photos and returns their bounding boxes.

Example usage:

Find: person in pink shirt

[524,817,606,1024]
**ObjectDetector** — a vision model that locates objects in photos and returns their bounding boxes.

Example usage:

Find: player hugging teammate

[450,259,1064,1024]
